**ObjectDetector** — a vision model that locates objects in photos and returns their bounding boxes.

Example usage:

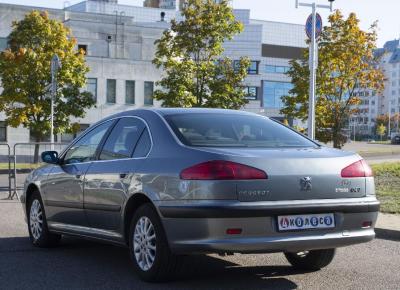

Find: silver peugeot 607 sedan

[22,108,379,282]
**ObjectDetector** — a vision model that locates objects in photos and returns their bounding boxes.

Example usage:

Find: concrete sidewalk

[376,213,400,231]
[364,154,400,165]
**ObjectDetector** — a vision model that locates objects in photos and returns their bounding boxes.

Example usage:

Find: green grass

[368,140,391,145]
[0,163,42,170]
[371,162,400,214]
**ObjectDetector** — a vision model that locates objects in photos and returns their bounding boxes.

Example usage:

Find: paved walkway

[364,154,400,164]
[377,213,400,231]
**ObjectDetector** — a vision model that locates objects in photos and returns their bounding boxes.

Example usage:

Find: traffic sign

[305,13,322,39]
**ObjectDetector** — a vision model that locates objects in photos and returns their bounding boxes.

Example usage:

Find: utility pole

[296,0,334,140]
[388,100,391,140]
[50,54,61,150]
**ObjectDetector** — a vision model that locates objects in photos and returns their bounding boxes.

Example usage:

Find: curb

[0,169,32,175]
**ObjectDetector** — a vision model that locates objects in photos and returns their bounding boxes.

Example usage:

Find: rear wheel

[284,249,336,271]
[27,191,61,247]
[129,203,182,282]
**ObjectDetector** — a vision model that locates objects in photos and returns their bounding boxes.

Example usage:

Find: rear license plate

[277,213,335,231]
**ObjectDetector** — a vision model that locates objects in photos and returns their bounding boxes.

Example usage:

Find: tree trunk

[332,122,342,149]
[33,135,41,164]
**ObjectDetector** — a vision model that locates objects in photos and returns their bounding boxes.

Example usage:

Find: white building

[351,40,400,138]
[0,0,307,148]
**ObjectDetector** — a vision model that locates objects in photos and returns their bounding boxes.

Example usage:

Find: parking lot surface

[1,194,399,290]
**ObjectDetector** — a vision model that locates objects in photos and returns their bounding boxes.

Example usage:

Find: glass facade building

[263,81,293,109]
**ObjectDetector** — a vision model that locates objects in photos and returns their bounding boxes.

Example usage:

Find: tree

[0,11,95,162]
[153,0,250,109]
[376,124,386,141]
[376,113,400,133]
[281,11,384,148]
[282,119,289,126]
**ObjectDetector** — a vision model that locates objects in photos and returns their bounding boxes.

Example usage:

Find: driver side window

[63,120,113,165]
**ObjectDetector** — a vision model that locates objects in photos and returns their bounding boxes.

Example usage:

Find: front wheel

[129,203,182,282]
[284,249,336,271]
[27,191,61,247]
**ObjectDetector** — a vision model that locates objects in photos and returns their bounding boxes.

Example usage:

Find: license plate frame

[277,213,335,232]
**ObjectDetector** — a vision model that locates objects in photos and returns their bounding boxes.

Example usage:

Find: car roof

[122,107,259,117]
[93,108,266,130]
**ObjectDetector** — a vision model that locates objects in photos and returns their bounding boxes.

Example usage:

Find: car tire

[284,249,336,271]
[27,191,61,247]
[129,203,182,282]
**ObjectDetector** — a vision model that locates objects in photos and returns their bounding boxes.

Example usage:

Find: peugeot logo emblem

[300,176,312,191]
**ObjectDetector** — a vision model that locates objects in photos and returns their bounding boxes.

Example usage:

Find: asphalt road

[1,197,399,290]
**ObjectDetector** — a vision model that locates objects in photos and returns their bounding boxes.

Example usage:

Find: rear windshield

[164,113,316,148]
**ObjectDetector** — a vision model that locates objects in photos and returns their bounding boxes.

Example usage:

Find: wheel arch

[25,183,40,211]
[123,193,158,245]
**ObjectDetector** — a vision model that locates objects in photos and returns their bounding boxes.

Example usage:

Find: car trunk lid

[195,146,367,201]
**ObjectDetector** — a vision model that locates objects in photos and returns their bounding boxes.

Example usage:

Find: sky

[0,0,398,47]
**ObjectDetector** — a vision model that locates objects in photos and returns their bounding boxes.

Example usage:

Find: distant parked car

[22,108,379,282]
[391,134,400,144]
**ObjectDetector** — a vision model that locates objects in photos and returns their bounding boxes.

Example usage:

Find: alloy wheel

[133,216,157,271]
[30,199,43,240]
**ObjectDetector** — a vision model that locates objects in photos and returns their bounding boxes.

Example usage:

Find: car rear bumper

[159,198,380,218]
[157,198,379,254]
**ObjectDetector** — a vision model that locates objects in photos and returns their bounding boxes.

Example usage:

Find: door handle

[119,173,127,179]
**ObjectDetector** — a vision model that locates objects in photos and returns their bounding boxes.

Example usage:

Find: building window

[263,81,293,109]
[107,79,116,103]
[275,66,286,73]
[61,124,90,143]
[78,44,87,55]
[85,78,97,101]
[234,60,259,74]
[125,80,135,104]
[265,65,290,74]
[265,65,275,73]
[144,81,154,105]
[0,121,6,142]
[233,60,241,72]
[248,61,259,74]
[242,86,258,100]
[0,37,8,51]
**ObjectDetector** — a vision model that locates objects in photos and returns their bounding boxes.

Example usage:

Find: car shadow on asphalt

[375,228,400,242]
[0,236,301,289]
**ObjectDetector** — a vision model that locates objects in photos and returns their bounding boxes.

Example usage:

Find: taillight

[180,160,268,180]
[341,159,373,178]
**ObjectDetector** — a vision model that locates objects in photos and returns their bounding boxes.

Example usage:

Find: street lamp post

[388,107,391,140]
[296,0,334,140]
[50,54,61,150]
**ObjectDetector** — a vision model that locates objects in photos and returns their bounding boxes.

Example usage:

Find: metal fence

[0,143,12,198]
[0,142,68,200]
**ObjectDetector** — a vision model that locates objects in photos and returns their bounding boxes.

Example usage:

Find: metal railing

[0,143,12,198]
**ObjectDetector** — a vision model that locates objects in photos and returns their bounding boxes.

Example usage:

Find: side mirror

[41,151,59,164]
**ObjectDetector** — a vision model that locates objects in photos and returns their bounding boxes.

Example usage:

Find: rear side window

[133,129,151,158]
[164,113,316,148]
[99,118,145,160]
